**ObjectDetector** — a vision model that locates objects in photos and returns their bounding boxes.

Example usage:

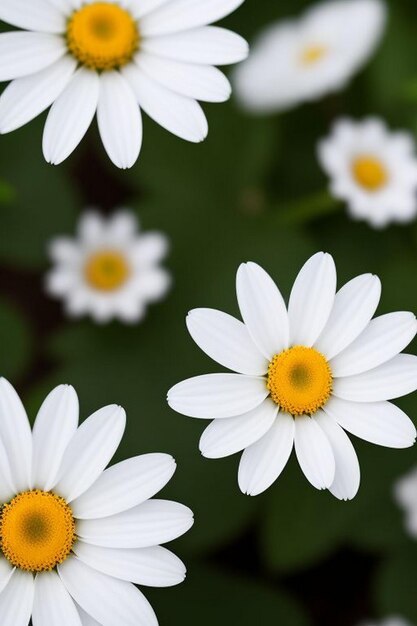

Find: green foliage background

[1,1,417,624]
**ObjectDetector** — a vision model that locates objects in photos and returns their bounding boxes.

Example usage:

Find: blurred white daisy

[234,0,386,113]
[360,619,412,626]
[0,0,248,168]
[0,378,193,626]
[318,118,417,228]
[394,465,417,537]
[168,252,417,499]
[46,209,170,324]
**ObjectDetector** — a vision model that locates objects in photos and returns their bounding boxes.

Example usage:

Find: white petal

[77,499,194,548]
[200,398,277,458]
[0,33,65,82]
[0,570,34,626]
[0,378,32,493]
[0,0,66,33]
[32,385,79,492]
[140,0,245,36]
[324,396,416,448]
[330,312,417,377]
[59,558,158,626]
[136,53,231,102]
[74,543,186,587]
[314,411,360,500]
[123,64,207,142]
[186,308,268,375]
[315,274,381,359]
[238,412,294,496]
[43,68,99,165]
[32,571,82,626]
[294,416,335,490]
[0,56,76,134]
[167,373,268,419]
[71,453,176,519]
[97,71,142,169]
[288,252,337,347]
[142,26,249,65]
[236,262,289,360]
[130,232,168,266]
[0,559,14,595]
[0,436,16,502]
[141,26,249,65]
[332,354,417,402]
[128,0,169,19]
[77,607,101,626]
[47,0,74,13]
[55,405,126,502]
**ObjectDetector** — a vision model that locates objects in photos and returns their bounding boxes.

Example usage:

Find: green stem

[273,191,342,226]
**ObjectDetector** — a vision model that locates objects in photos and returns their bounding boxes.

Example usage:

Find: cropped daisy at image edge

[0,378,193,626]
[0,0,249,168]
[168,252,417,500]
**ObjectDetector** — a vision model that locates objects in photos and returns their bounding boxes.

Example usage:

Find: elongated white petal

[0,378,32,493]
[59,558,158,626]
[77,499,194,548]
[315,274,381,359]
[314,411,360,500]
[97,71,142,169]
[71,454,176,519]
[32,571,82,626]
[200,398,277,458]
[55,405,126,502]
[140,0,245,36]
[289,252,336,347]
[123,64,207,142]
[236,262,289,359]
[47,0,74,13]
[324,396,416,448]
[77,607,101,626]
[74,543,186,587]
[136,53,231,102]
[32,385,79,491]
[0,33,65,82]
[330,312,417,377]
[43,68,99,165]
[186,308,268,375]
[0,56,76,134]
[167,373,268,419]
[0,0,66,33]
[128,0,169,19]
[238,413,294,496]
[0,559,14,595]
[332,354,417,402]
[141,26,249,65]
[0,570,34,626]
[294,416,335,490]
[0,436,16,502]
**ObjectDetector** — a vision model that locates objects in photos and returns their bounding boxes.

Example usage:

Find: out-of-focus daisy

[394,465,417,537]
[360,619,412,626]
[234,0,386,113]
[318,118,417,228]
[46,209,170,324]
[0,0,248,168]
[0,378,193,626]
[168,253,417,499]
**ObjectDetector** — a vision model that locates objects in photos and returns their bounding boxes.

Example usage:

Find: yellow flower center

[267,346,332,416]
[85,250,130,291]
[352,156,388,192]
[67,2,139,71]
[0,490,75,573]
[300,44,327,65]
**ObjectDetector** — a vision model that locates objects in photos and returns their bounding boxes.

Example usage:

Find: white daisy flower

[0,0,248,169]
[0,378,193,626]
[168,252,417,500]
[46,209,170,324]
[318,118,417,228]
[233,0,386,113]
[394,465,417,537]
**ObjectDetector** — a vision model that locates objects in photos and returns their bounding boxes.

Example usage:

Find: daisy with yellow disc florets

[0,379,193,626]
[168,253,417,500]
[0,0,248,168]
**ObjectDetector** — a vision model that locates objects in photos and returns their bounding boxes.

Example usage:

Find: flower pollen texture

[352,155,388,191]
[0,490,76,573]
[84,249,131,291]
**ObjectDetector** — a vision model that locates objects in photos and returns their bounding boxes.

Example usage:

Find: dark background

[2,1,417,624]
